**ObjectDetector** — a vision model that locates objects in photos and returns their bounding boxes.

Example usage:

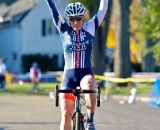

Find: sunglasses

[69,16,83,22]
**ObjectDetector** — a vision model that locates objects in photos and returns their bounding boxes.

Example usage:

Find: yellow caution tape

[95,75,156,83]
[5,72,156,84]
[56,76,62,82]
[56,74,156,83]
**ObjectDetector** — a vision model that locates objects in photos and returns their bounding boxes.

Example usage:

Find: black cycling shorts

[61,68,94,89]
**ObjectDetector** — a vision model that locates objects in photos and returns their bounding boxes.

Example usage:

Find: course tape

[56,74,156,83]
[95,75,156,83]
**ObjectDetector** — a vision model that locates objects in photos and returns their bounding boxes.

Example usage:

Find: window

[41,18,53,37]
[42,19,46,36]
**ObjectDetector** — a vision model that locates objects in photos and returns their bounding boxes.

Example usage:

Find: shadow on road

[0,121,59,125]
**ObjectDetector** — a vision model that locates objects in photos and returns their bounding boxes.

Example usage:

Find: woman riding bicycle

[46,0,109,130]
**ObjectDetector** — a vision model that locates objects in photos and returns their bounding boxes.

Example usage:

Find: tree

[132,0,160,71]
[113,0,132,78]
[71,0,112,74]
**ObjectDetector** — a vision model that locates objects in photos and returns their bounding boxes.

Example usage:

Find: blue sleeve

[46,0,68,32]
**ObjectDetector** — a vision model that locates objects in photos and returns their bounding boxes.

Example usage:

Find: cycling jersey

[46,0,108,89]
[46,0,108,70]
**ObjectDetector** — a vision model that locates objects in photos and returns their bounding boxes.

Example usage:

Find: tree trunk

[113,0,132,79]
[93,0,112,75]
[142,39,155,72]
[93,27,106,74]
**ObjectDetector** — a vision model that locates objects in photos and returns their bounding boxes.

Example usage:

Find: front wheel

[73,112,85,130]
[97,85,101,107]
[75,112,80,130]
[55,85,59,107]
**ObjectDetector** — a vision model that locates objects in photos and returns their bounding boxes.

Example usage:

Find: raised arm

[86,0,109,35]
[46,0,66,32]
[96,0,109,26]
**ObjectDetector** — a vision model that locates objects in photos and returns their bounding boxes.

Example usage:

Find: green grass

[103,83,153,96]
[0,83,59,95]
[0,82,153,96]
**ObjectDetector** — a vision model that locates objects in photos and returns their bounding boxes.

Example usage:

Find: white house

[0,0,68,73]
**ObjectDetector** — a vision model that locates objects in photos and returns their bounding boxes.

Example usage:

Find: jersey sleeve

[46,0,68,32]
[86,0,109,36]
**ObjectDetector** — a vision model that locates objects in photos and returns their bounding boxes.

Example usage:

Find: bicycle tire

[73,112,85,130]
[97,85,101,107]
[75,112,80,130]
[80,121,85,130]
[55,85,59,107]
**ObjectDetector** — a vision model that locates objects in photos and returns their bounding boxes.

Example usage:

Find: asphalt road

[0,94,160,130]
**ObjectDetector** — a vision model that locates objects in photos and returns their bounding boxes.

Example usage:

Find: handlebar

[55,84,101,107]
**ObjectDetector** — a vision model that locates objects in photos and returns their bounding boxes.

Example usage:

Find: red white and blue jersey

[61,27,94,69]
[46,0,108,71]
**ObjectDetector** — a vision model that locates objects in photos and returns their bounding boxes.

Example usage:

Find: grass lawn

[105,82,153,96]
[0,82,153,96]
[0,82,59,95]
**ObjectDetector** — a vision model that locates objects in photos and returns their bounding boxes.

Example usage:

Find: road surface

[0,94,160,130]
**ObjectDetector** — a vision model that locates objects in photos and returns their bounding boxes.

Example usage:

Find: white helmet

[64,2,86,16]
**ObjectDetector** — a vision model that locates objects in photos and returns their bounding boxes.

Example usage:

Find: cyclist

[46,0,109,130]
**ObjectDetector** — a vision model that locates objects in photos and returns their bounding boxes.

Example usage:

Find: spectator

[0,58,6,91]
[29,62,41,92]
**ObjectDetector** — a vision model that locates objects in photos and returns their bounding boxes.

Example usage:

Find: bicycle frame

[55,85,101,130]
[74,87,81,112]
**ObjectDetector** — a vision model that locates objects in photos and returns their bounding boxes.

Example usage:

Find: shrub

[21,54,63,73]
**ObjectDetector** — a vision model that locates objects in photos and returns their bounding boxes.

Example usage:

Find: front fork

[72,96,85,130]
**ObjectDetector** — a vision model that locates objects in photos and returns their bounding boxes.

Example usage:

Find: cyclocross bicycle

[55,84,101,130]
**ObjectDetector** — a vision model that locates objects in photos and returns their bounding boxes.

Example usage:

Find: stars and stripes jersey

[46,0,108,71]
[61,27,94,70]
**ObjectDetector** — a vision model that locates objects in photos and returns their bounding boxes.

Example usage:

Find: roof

[0,0,39,24]
[0,0,15,5]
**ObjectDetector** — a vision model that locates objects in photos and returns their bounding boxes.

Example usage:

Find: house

[0,0,68,73]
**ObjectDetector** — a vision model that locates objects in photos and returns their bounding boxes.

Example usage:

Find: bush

[131,63,142,72]
[155,65,160,72]
[21,54,63,73]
